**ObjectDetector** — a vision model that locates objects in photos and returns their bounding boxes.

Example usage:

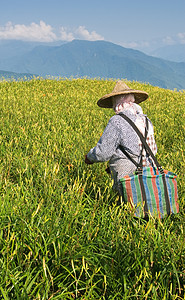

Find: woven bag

[119,114,179,219]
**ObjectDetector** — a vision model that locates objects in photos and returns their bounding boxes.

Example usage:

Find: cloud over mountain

[0,21,57,42]
[121,32,185,53]
[0,21,104,43]
[0,20,184,55]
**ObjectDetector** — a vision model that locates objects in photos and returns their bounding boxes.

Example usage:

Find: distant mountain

[0,69,36,80]
[0,39,185,90]
[0,39,66,59]
[149,44,185,63]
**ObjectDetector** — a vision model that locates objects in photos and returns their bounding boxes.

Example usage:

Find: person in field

[85,81,157,195]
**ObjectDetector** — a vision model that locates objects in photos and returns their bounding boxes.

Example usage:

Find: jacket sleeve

[86,116,120,162]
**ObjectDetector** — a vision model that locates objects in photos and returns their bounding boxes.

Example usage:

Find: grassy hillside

[0,78,184,299]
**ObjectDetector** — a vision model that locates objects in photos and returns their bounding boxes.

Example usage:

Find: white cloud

[0,21,57,42]
[59,27,74,42]
[162,36,175,45]
[177,32,185,44]
[59,25,104,42]
[159,32,185,47]
[120,32,185,53]
[162,32,185,46]
[121,41,150,49]
[75,26,104,41]
[0,21,104,43]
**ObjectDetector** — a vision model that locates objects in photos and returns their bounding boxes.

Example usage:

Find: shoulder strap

[119,145,139,167]
[138,117,148,166]
[119,118,148,168]
[119,113,162,171]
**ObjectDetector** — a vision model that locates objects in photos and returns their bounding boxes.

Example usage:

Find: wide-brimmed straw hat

[97,81,149,108]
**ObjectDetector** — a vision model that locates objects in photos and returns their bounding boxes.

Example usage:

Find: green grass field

[0,78,184,299]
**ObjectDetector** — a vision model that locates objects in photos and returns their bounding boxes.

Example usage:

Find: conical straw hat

[97,81,149,108]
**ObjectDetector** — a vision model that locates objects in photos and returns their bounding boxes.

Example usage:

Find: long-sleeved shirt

[87,109,157,193]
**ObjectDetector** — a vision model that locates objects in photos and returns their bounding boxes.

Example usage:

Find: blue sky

[0,0,185,53]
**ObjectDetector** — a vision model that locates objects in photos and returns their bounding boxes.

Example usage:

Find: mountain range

[0,39,185,90]
[0,69,36,81]
[149,44,185,63]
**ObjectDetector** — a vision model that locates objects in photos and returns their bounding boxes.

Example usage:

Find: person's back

[85,81,157,193]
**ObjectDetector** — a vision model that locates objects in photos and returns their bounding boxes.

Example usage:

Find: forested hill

[0,40,185,90]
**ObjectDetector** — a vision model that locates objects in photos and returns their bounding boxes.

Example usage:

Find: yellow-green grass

[0,77,184,299]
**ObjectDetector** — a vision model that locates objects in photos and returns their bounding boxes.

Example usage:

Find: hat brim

[97,90,149,108]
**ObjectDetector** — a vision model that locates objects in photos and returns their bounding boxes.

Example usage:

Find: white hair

[112,93,144,115]
[119,94,135,103]
[112,94,135,111]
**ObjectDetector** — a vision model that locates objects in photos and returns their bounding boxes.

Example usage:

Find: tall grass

[0,78,184,299]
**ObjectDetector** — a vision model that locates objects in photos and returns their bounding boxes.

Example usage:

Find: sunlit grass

[0,78,184,299]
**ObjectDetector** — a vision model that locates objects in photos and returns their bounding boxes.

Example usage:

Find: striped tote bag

[119,114,179,219]
[120,166,179,218]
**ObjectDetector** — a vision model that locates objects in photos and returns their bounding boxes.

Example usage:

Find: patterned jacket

[87,110,157,192]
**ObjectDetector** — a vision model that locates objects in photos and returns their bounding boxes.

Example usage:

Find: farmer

[85,81,157,196]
